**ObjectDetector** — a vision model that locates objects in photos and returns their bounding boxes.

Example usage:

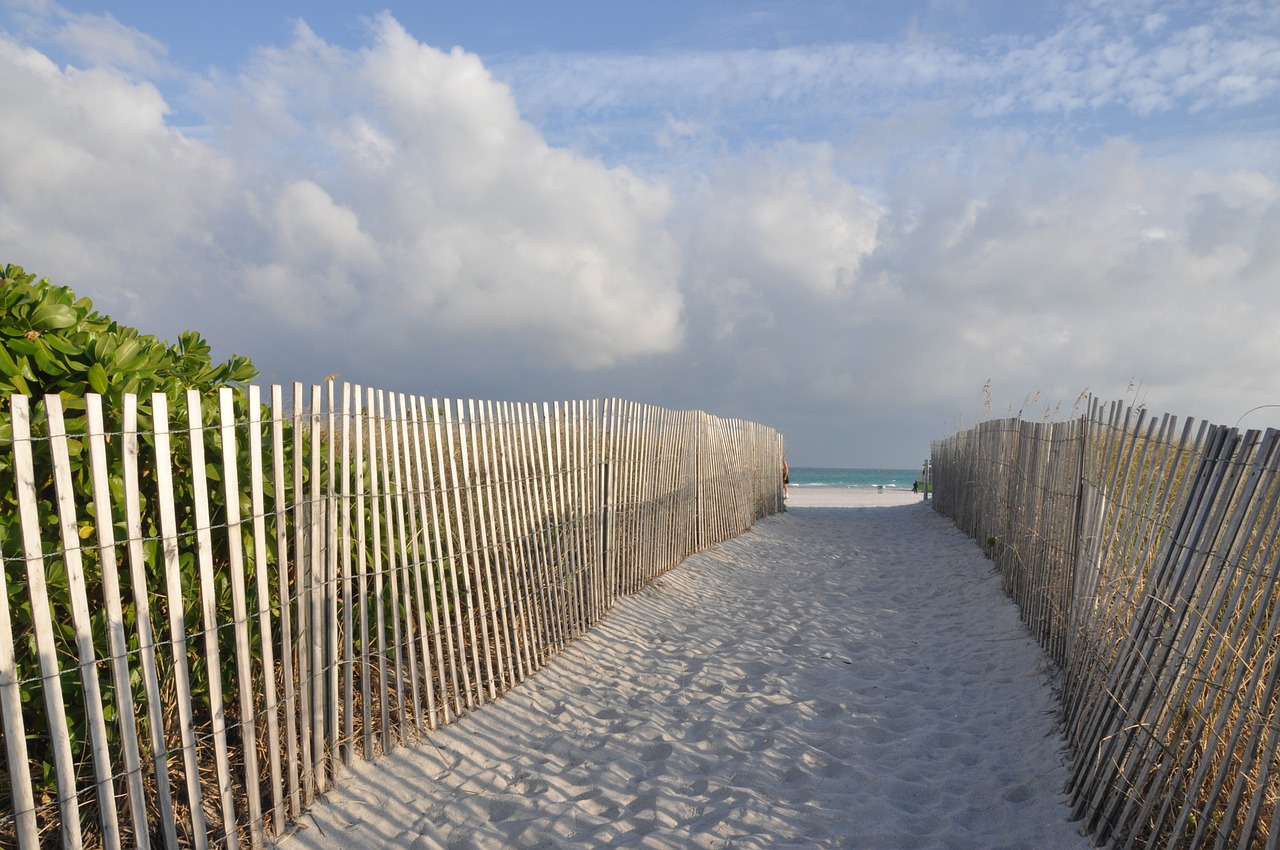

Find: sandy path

[281,491,1091,849]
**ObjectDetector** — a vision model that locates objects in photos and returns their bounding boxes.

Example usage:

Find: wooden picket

[12,396,80,848]
[0,409,36,849]
[151,392,208,849]
[46,397,120,850]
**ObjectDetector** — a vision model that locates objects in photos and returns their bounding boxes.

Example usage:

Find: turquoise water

[788,467,922,490]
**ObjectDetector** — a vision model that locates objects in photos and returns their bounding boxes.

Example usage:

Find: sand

[280,489,1092,850]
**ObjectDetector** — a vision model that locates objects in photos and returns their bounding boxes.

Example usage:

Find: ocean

[788,466,923,490]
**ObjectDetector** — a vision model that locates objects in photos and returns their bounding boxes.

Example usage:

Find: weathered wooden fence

[932,398,1280,849]
[0,385,784,849]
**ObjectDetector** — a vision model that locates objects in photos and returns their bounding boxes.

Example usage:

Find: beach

[787,487,925,508]
[280,490,1091,849]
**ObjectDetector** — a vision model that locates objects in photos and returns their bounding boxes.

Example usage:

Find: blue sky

[3,0,1280,466]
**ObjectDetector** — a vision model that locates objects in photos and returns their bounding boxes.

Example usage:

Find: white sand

[786,487,925,508]
[281,492,1092,850]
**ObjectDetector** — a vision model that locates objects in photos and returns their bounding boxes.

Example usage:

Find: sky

[2,0,1279,467]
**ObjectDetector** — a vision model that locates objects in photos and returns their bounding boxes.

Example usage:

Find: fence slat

[290,383,315,803]
[185,389,240,849]
[530,403,567,649]
[271,384,302,817]
[85,395,149,850]
[217,388,264,847]
[443,398,484,710]
[247,385,287,836]
[378,391,408,744]
[307,384,326,794]
[468,399,506,698]
[340,384,356,758]
[368,389,392,749]
[3,397,47,849]
[561,401,588,636]
[119,395,181,849]
[426,397,465,720]
[13,395,83,847]
[504,401,549,671]
[43,395,122,850]
[403,395,441,730]
[352,387,374,758]
[150,392,208,849]
[326,381,341,775]
[486,400,532,683]
[385,393,418,739]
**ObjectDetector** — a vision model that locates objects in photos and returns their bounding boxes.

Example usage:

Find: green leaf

[2,264,34,286]
[40,335,80,356]
[30,340,64,376]
[6,337,38,356]
[87,362,109,395]
[111,338,143,371]
[0,343,19,377]
[29,303,78,330]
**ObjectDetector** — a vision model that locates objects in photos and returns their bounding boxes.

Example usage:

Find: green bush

[0,262,256,416]
[0,262,264,843]
[2,263,485,844]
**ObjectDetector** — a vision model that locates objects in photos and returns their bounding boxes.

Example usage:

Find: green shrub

[1,262,264,843]
[0,262,256,414]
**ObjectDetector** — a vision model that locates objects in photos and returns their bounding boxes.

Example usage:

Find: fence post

[1064,411,1089,672]
[0,401,37,850]
[694,411,703,552]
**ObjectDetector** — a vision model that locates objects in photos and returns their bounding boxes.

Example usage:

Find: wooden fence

[931,398,1280,849]
[0,385,784,849]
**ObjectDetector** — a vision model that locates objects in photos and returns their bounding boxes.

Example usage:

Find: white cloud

[654,122,1280,444]
[269,181,378,265]
[241,180,379,330]
[223,17,683,370]
[0,32,233,314]
[1,13,685,374]
[848,135,1280,426]
[54,11,167,75]
[491,0,1280,156]
[681,147,883,305]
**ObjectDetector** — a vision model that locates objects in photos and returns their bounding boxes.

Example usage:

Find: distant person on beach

[912,480,919,493]
[783,461,789,498]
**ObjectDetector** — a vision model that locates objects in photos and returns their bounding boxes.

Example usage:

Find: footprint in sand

[1003,784,1032,803]
[580,797,621,819]
[486,794,523,823]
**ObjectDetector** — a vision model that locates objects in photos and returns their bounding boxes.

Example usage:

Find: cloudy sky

[2,0,1279,466]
